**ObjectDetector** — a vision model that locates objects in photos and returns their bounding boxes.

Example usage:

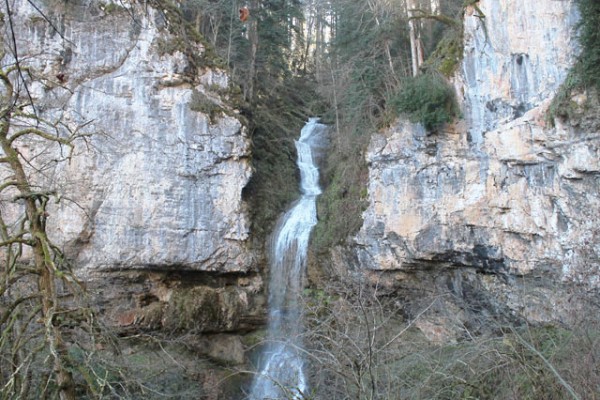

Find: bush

[189,90,223,122]
[390,72,458,131]
[302,279,600,400]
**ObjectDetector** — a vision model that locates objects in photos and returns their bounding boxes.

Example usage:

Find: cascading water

[248,118,327,399]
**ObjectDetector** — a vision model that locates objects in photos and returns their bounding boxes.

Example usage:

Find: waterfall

[248,118,327,399]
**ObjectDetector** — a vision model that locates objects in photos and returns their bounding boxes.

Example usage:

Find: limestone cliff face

[5,0,263,334]
[346,0,597,329]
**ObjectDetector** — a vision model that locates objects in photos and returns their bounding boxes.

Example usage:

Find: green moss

[189,90,224,123]
[241,329,267,348]
[547,67,584,123]
[547,0,600,125]
[164,287,223,331]
[150,0,226,73]
[311,138,369,253]
[242,123,300,239]
[424,28,464,78]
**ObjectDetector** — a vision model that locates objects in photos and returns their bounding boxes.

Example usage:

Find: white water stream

[248,118,327,399]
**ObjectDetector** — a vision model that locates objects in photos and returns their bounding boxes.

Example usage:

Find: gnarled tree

[0,6,111,399]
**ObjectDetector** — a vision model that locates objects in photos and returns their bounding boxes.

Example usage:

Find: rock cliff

[343,0,598,335]
[4,0,263,335]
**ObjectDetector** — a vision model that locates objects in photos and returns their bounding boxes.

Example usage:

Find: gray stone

[4,0,257,274]
[347,0,598,329]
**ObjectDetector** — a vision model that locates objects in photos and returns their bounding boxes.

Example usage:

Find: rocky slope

[341,0,598,339]
[3,0,264,338]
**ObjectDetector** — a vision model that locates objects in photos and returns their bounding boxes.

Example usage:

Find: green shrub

[189,90,223,122]
[390,72,458,131]
[547,67,584,121]
[424,27,464,77]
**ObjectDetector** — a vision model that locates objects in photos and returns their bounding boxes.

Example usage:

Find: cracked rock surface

[343,0,597,332]
[7,0,255,274]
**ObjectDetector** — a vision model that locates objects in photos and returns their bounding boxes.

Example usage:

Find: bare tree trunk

[0,98,76,400]
[302,4,314,73]
[226,0,239,68]
[366,0,396,78]
[246,0,259,102]
[407,0,420,76]
[328,59,341,146]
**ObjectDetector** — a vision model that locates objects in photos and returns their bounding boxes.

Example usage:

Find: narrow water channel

[248,118,327,399]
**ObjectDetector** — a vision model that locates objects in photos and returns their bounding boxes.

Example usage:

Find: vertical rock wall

[7,0,255,273]
[462,1,579,143]
[2,0,264,335]
[345,0,598,330]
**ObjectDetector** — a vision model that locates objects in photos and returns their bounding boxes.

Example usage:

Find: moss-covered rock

[163,286,247,332]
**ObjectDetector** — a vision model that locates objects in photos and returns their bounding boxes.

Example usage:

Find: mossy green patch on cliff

[424,28,464,78]
[189,89,224,123]
[311,133,369,254]
[242,116,301,239]
[548,0,600,126]
[418,4,468,79]
[150,0,226,71]
[164,287,233,332]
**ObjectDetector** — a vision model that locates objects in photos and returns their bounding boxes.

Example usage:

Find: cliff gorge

[3,0,599,397]
[342,0,598,338]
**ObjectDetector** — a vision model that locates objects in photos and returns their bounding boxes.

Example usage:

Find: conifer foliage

[577,0,600,90]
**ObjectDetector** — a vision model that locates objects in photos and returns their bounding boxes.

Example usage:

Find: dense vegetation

[390,72,458,130]
[302,279,599,400]
[310,0,464,252]
[164,0,465,248]
[575,0,600,90]
[3,0,598,398]
[548,0,600,124]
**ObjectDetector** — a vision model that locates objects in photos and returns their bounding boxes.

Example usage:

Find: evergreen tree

[577,0,600,90]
